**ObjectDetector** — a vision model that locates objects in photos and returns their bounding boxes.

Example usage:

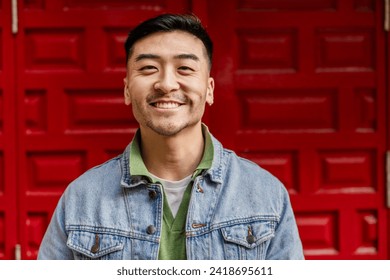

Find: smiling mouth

[151,102,183,109]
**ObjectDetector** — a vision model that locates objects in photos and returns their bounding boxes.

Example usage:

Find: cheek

[127,82,150,101]
[183,79,208,97]
[128,75,155,89]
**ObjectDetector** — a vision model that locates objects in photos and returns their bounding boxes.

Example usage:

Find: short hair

[124,14,213,68]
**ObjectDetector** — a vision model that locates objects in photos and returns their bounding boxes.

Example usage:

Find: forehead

[131,31,207,60]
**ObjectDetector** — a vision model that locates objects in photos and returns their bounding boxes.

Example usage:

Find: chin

[147,123,185,137]
[147,121,199,137]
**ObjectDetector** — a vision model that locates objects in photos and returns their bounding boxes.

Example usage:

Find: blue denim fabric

[38,135,304,260]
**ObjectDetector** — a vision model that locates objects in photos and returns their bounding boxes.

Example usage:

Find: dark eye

[178,66,194,73]
[139,65,158,73]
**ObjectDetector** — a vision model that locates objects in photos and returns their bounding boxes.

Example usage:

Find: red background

[0,0,389,259]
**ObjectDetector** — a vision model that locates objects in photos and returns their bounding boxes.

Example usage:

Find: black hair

[124,14,213,68]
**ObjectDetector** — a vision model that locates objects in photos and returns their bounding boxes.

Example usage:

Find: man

[38,14,304,260]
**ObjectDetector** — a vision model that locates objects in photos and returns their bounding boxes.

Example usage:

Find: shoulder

[57,151,130,230]
[225,147,284,188]
[64,153,123,198]
[213,143,289,215]
[210,141,290,221]
[210,135,285,192]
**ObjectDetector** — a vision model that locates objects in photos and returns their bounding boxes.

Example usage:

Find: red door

[208,0,388,259]
[0,0,389,260]
[0,0,17,260]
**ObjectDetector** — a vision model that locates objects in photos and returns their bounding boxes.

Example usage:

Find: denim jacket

[38,135,304,260]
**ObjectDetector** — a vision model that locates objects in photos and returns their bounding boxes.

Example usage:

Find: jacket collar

[120,131,224,188]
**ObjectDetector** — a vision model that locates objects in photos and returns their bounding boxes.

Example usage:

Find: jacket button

[149,190,157,199]
[91,234,100,253]
[246,235,256,244]
[196,183,204,193]
[146,225,156,234]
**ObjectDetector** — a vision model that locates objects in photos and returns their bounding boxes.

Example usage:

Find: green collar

[129,124,214,181]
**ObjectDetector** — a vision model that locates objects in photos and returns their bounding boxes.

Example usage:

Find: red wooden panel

[354,0,376,12]
[25,29,86,71]
[0,212,4,258]
[23,0,45,10]
[65,89,135,133]
[25,213,49,259]
[316,28,375,72]
[208,0,387,259]
[238,0,338,11]
[0,0,17,260]
[0,153,4,195]
[354,210,378,255]
[237,29,298,72]
[318,150,376,193]
[240,89,337,132]
[353,88,376,132]
[0,93,3,131]
[63,0,167,10]
[296,212,339,256]
[0,29,2,72]
[25,90,47,134]
[104,28,129,71]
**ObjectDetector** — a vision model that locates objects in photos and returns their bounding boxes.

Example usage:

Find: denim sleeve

[37,195,73,259]
[266,186,304,260]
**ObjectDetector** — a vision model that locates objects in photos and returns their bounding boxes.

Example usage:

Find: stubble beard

[135,91,205,137]
[146,119,189,137]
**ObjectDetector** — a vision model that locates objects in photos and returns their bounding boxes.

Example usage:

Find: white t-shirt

[151,174,192,217]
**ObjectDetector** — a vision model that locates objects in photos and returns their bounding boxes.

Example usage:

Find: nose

[154,69,179,93]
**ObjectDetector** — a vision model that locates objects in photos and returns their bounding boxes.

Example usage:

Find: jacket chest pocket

[67,230,125,260]
[220,220,275,260]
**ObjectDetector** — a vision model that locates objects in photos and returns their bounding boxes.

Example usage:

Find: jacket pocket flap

[67,230,124,259]
[221,220,275,249]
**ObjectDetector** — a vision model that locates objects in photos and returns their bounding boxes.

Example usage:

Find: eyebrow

[174,53,199,62]
[135,54,160,62]
[134,53,200,62]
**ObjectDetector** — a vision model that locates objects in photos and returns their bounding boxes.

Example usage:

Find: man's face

[123,30,214,137]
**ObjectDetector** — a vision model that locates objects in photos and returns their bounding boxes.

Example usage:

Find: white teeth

[154,102,180,109]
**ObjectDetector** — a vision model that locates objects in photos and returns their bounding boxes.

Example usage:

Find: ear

[206,77,215,106]
[123,78,131,105]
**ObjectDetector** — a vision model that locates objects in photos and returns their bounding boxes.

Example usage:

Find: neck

[139,123,205,181]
